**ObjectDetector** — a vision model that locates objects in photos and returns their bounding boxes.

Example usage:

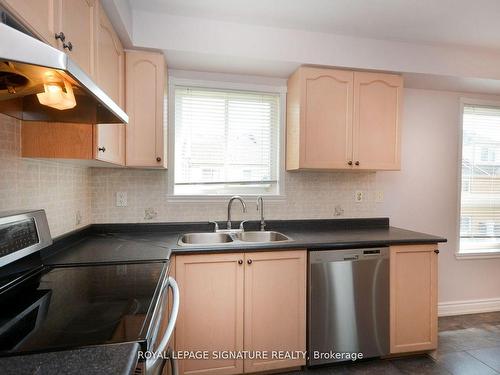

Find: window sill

[166,194,287,203]
[455,250,500,260]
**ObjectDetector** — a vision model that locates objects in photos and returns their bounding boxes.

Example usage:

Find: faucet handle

[239,220,249,231]
[209,221,219,232]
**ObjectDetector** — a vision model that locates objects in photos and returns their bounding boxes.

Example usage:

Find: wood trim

[390,244,438,354]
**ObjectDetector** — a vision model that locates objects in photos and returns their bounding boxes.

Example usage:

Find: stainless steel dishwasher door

[308,248,389,366]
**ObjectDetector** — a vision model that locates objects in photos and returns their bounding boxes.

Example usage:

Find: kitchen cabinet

[286,66,402,171]
[353,72,402,170]
[0,0,58,46]
[94,1,125,165]
[175,253,244,375]
[56,0,96,77]
[243,251,306,373]
[3,0,97,78]
[125,50,167,168]
[174,250,307,375]
[15,0,125,166]
[390,244,438,354]
[21,121,123,166]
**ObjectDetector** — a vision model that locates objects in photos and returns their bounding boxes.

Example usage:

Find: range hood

[0,15,128,124]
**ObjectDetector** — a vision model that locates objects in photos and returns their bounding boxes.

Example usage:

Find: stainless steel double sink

[178,231,292,246]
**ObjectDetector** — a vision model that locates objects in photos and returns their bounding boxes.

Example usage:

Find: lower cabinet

[390,244,438,354]
[174,250,307,375]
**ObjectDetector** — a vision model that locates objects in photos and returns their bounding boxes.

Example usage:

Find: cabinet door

[390,244,438,354]
[353,72,402,170]
[175,253,244,375]
[94,2,124,165]
[243,250,307,373]
[2,0,58,46]
[93,124,125,164]
[300,68,354,169]
[125,51,167,168]
[56,0,96,77]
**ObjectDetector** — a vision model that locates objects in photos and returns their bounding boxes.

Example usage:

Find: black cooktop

[0,262,167,356]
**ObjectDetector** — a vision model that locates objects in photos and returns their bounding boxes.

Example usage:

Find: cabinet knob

[156,157,162,162]
[63,41,73,51]
[347,161,353,166]
[355,161,360,166]
[238,259,243,265]
[247,259,252,265]
[98,146,106,152]
[55,32,66,42]
[434,249,440,254]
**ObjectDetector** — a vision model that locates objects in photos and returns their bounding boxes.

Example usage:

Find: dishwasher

[308,247,389,366]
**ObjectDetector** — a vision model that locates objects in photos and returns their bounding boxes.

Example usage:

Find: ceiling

[130,0,500,50]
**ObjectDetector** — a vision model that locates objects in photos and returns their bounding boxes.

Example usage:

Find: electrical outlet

[375,191,384,203]
[354,191,364,203]
[116,191,127,207]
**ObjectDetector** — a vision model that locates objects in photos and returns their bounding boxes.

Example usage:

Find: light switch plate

[116,191,127,207]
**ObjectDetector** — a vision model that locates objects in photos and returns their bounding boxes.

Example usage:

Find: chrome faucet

[257,196,266,231]
[227,196,247,230]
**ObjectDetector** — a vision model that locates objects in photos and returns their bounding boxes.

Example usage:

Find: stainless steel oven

[0,209,179,375]
[140,275,179,375]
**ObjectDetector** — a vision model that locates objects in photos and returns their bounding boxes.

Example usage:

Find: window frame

[456,97,500,259]
[167,74,287,202]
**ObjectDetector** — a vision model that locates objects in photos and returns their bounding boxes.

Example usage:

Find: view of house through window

[460,103,500,253]
[173,86,281,196]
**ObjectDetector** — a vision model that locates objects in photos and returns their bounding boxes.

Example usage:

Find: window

[459,103,500,254]
[172,86,281,196]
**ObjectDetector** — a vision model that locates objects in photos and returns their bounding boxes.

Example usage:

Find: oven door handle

[146,276,180,375]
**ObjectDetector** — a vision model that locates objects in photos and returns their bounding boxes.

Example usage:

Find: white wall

[376,88,500,305]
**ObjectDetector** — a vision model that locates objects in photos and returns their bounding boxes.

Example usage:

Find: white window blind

[173,86,280,196]
[460,104,500,253]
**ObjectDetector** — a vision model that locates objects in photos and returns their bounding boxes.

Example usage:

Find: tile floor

[283,312,500,374]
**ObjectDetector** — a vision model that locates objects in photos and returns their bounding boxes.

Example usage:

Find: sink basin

[178,232,233,245]
[236,231,291,242]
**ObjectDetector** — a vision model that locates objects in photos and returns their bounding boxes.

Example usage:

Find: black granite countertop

[44,218,446,259]
[0,343,139,375]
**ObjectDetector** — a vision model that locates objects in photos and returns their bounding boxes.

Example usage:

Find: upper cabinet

[353,72,402,170]
[94,1,125,165]
[286,66,402,171]
[125,50,167,168]
[2,0,96,77]
[1,0,58,47]
[56,0,96,77]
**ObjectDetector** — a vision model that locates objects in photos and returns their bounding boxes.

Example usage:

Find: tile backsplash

[1,112,378,236]
[91,168,378,224]
[0,115,91,237]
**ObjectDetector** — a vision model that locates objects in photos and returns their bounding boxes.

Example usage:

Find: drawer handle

[98,146,106,152]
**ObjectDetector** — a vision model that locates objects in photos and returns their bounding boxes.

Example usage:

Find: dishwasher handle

[309,248,389,263]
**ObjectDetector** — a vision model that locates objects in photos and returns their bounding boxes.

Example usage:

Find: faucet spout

[257,196,266,231]
[227,196,247,230]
